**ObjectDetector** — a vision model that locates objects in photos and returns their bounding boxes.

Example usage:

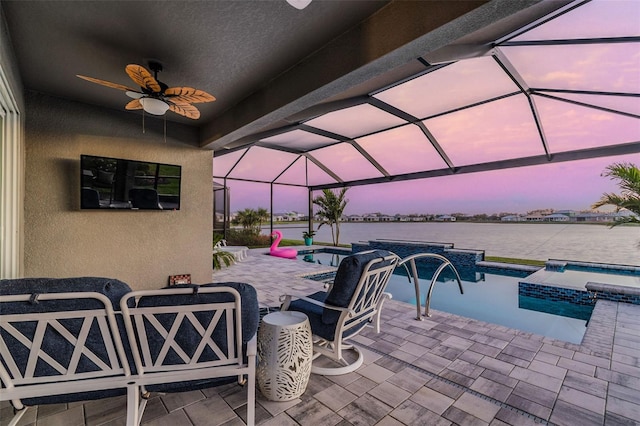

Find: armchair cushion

[289,291,367,341]
[322,250,393,324]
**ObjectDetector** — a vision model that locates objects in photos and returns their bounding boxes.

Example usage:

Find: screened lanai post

[308,188,313,243]
[223,178,230,241]
[270,182,274,240]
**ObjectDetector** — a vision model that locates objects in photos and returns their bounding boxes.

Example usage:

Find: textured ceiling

[2,0,569,150]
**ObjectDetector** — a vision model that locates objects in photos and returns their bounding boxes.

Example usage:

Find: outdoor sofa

[0,277,258,426]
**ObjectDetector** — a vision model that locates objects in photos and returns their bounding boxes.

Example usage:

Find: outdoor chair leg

[126,385,147,426]
[373,292,392,333]
[8,406,28,426]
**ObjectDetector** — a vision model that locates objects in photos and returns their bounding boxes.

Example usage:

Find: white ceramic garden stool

[257,310,313,401]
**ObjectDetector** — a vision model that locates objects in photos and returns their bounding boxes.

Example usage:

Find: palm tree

[592,162,640,226]
[256,207,270,232]
[313,188,349,246]
[234,208,260,234]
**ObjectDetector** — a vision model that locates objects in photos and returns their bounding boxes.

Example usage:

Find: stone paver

[10,251,640,426]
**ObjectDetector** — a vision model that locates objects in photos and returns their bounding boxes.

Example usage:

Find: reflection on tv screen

[81,155,181,210]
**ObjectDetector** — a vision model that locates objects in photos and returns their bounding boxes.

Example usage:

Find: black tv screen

[81,155,181,210]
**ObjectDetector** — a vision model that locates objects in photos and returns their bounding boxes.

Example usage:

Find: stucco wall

[24,91,213,290]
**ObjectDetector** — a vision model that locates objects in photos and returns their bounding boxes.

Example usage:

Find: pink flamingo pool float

[270,230,297,259]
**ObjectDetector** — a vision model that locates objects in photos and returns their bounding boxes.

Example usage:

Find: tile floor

[2,249,639,426]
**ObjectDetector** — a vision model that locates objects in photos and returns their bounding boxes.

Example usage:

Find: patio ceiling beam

[271,155,303,185]
[310,141,640,190]
[533,88,640,98]
[367,97,455,170]
[219,146,251,179]
[297,124,349,142]
[422,91,520,121]
[370,63,452,94]
[350,140,390,178]
[415,122,455,171]
[287,95,371,124]
[367,97,419,123]
[215,123,304,154]
[215,176,307,188]
[533,92,640,120]
[303,153,343,184]
[254,141,314,156]
[500,36,640,47]
[492,48,551,160]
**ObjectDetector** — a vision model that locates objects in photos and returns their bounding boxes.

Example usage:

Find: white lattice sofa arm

[0,285,133,426]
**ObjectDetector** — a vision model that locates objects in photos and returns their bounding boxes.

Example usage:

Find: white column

[0,65,24,279]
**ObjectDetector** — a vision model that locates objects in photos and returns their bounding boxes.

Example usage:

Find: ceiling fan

[77,62,215,119]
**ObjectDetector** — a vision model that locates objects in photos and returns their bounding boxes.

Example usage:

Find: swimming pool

[385,271,590,343]
[300,250,592,343]
[297,250,348,266]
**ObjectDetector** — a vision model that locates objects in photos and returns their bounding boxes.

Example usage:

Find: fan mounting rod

[148,61,163,79]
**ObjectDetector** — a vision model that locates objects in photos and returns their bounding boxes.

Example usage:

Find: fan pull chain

[164,114,167,143]
[142,108,146,134]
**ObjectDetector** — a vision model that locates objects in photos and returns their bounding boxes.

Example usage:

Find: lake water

[272,222,640,266]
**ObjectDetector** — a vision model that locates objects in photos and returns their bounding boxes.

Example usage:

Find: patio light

[138,97,170,116]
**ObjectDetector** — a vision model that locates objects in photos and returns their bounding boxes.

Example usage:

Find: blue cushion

[136,282,259,393]
[0,277,131,312]
[288,291,368,341]
[0,277,133,405]
[322,250,393,324]
[288,291,331,339]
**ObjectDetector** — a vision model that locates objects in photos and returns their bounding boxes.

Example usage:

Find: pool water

[298,251,347,267]
[385,272,590,343]
[300,250,592,343]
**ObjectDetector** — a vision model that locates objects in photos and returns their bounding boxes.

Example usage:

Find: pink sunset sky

[214,0,640,216]
[223,153,640,215]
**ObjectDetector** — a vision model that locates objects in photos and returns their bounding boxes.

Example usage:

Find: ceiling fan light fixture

[286,0,311,10]
[139,97,170,115]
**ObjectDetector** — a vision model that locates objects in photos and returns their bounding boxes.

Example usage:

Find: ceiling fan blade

[168,102,200,119]
[76,75,137,92]
[125,99,143,110]
[165,87,216,103]
[126,64,161,93]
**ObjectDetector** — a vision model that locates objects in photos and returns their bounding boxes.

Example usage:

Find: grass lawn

[484,256,546,267]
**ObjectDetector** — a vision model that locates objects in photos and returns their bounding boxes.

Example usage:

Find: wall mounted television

[81,154,181,210]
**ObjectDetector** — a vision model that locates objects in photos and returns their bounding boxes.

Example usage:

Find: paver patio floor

[3,249,639,426]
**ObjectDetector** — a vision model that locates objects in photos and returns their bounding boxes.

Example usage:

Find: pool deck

[4,248,639,426]
[524,268,640,292]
